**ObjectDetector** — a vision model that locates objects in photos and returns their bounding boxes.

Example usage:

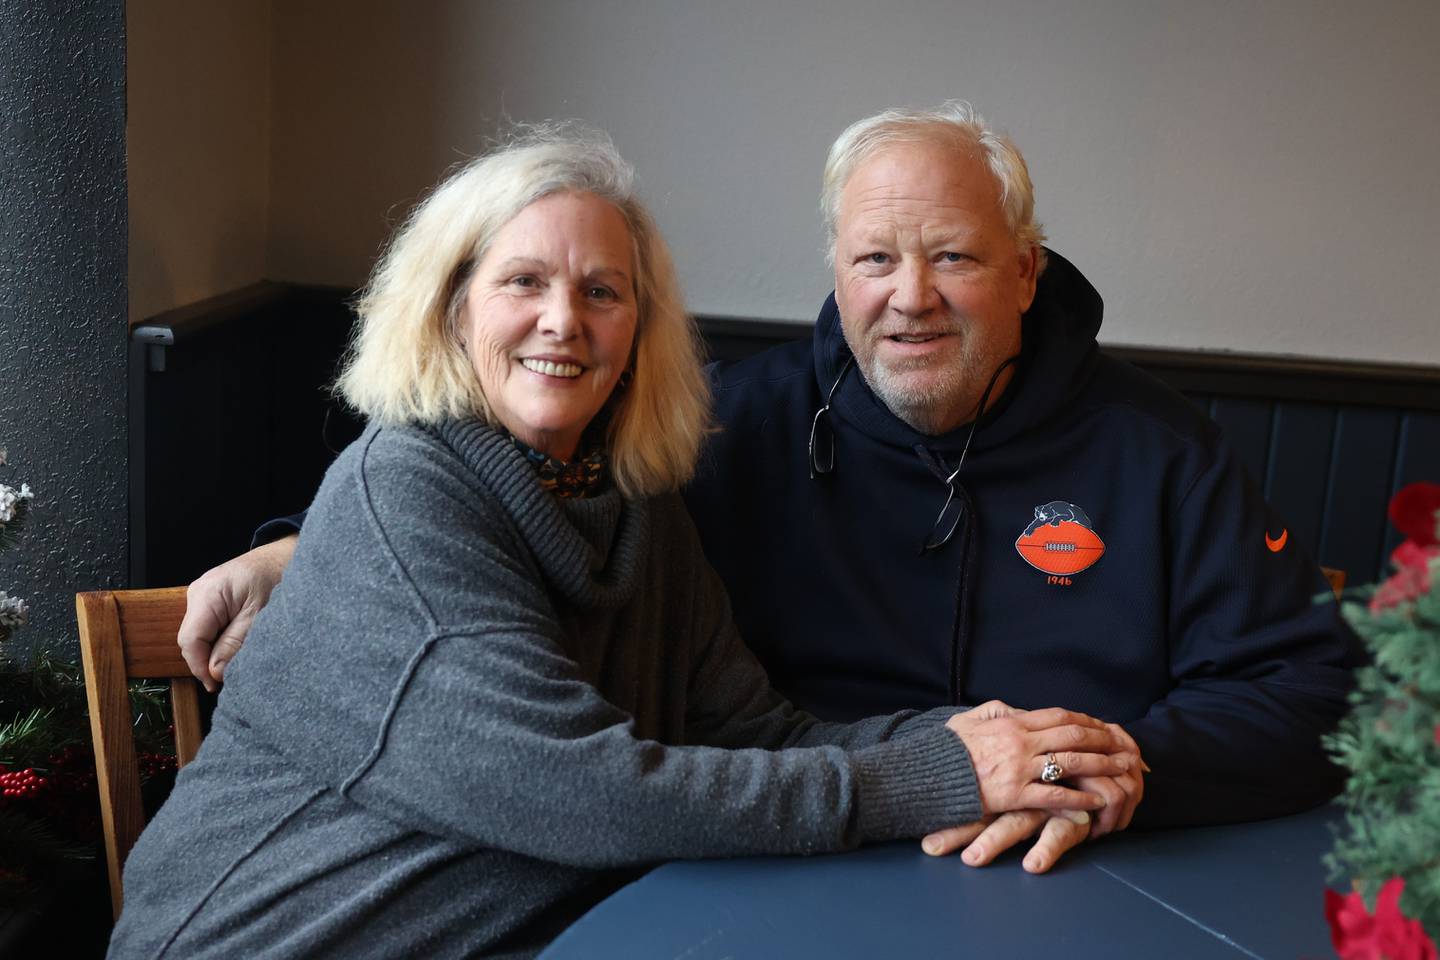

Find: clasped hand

[929,700,1145,873]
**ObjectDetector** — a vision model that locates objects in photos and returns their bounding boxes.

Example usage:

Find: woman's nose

[538,289,582,339]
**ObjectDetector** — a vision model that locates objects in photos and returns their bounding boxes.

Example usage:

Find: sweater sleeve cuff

[852,724,982,843]
[886,705,966,742]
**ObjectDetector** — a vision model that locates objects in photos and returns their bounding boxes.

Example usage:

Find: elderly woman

[110,128,1127,959]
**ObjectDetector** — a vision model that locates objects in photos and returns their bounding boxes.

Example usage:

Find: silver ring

[1041,753,1064,783]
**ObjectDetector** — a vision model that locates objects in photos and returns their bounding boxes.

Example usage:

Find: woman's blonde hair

[337,124,712,497]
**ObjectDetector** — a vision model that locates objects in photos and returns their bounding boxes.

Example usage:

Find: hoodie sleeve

[1124,436,1364,829]
[251,511,306,549]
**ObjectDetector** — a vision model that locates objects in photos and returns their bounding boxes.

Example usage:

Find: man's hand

[920,809,1091,874]
[944,701,1132,815]
[177,534,298,692]
[1073,723,1146,837]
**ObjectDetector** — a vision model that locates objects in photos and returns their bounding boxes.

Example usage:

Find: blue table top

[541,806,1342,959]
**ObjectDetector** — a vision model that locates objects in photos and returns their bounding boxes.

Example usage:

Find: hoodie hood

[813,248,1104,455]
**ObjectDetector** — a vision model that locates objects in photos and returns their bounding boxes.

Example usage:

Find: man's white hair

[820,100,1047,273]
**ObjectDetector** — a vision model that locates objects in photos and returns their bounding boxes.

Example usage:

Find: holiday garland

[0,444,176,901]
[1325,482,1440,959]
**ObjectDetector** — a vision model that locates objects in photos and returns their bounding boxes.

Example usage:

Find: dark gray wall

[0,3,128,661]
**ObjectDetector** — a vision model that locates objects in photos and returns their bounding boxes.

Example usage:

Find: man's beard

[851,337,984,436]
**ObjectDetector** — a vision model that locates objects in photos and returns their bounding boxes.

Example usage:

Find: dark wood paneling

[1265,403,1338,560]
[698,317,810,363]
[1105,346,1440,412]
[1380,412,1440,564]
[1210,399,1273,489]
[130,299,1440,596]
[1183,393,1215,418]
[1322,409,1403,582]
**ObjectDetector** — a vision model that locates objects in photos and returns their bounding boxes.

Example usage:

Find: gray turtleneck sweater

[109,421,980,959]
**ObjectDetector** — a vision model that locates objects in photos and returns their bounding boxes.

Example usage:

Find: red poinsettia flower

[1369,548,1438,612]
[1388,483,1440,547]
[1370,483,1440,612]
[1325,877,1437,960]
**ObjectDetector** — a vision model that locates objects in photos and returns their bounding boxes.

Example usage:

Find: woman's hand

[944,700,1132,816]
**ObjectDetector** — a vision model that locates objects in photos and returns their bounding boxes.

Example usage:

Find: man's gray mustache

[871,326,965,340]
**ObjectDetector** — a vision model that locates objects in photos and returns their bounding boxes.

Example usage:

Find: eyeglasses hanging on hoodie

[807,350,1018,554]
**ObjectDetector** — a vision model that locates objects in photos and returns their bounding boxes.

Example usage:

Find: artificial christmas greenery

[1325,482,1440,958]
[0,445,176,901]
[0,447,33,643]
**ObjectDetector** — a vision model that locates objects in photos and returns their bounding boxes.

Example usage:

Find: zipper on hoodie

[914,445,979,704]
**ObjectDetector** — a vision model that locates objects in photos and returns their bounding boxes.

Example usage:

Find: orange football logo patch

[1015,501,1105,576]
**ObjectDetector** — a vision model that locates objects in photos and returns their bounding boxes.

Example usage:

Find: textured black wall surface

[0,3,127,660]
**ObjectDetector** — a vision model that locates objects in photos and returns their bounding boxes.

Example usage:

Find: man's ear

[1016,245,1040,313]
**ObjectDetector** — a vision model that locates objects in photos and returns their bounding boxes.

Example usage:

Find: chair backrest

[75,587,200,920]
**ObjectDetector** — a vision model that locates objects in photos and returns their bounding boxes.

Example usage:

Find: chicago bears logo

[1015,501,1105,577]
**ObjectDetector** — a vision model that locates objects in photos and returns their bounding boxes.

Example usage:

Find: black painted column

[0,3,127,661]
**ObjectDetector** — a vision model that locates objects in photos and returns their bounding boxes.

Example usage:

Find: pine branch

[1328,553,1440,942]
[0,807,94,901]
[1,648,179,767]
[0,708,80,767]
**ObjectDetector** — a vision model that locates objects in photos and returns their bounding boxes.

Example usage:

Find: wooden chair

[1321,567,1347,598]
[75,587,202,920]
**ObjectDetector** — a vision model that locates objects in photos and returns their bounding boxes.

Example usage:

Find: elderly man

[685,101,1361,839]
[178,102,1362,873]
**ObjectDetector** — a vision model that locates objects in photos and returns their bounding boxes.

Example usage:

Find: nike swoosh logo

[1265,529,1288,552]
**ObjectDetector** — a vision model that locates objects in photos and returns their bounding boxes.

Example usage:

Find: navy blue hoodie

[685,250,1364,828]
